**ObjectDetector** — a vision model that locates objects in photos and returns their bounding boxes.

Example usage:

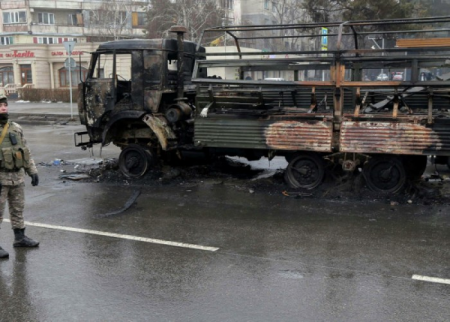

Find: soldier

[0,94,39,259]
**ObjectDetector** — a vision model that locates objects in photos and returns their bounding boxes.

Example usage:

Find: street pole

[63,41,76,120]
[69,51,73,119]
[381,38,385,77]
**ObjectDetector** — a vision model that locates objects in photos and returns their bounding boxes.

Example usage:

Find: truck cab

[76,30,206,177]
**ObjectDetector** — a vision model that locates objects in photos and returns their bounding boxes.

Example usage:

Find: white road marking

[412,274,450,285]
[3,219,219,252]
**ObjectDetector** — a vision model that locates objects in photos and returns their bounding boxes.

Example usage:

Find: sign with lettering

[4,50,35,58]
[51,51,84,56]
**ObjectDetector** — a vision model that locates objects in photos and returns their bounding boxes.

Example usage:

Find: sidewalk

[8,100,79,124]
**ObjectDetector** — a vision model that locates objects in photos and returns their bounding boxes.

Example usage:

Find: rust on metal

[194,118,333,152]
[428,90,434,124]
[397,38,450,48]
[294,81,334,86]
[169,26,187,34]
[142,115,177,151]
[354,87,361,117]
[265,120,333,151]
[392,94,399,118]
[340,121,450,155]
[341,81,403,87]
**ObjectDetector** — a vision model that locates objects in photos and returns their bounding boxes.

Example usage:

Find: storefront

[0,42,100,93]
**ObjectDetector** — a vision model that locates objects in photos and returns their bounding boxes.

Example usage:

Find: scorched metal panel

[195,118,333,151]
[340,121,450,155]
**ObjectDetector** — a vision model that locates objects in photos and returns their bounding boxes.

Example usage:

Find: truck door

[83,52,132,127]
[83,52,115,127]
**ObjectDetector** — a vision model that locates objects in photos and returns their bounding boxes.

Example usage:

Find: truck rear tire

[363,155,406,193]
[284,153,325,189]
[119,144,154,179]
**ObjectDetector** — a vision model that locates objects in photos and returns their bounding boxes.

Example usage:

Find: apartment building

[0,0,148,93]
[0,0,313,93]
[225,0,312,52]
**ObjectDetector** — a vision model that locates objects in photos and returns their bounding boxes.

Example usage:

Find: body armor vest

[0,122,31,170]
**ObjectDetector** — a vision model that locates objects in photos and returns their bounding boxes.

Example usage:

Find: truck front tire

[119,144,154,179]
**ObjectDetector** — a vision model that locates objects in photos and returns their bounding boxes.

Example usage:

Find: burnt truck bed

[193,112,450,156]
[193,84,450,156]
[194,114,334,152]
[190,17,450,192]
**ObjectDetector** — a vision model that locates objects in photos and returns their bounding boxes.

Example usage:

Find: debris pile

[40,155,450,206]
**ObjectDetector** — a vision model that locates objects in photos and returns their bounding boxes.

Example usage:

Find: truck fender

[101,111,147,145]
[142,114,177,151]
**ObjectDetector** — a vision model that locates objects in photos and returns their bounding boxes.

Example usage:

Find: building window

[0,37,13,45]
[264,0,270,9]
[59,66,87,87]
[221,0,233,9]
[35,37,57,44]
[68,13,83,26]
[89,10,128,27]
[68,14,77,25]
[272,2,277,13]
[38,12,55,25]
[33,37,77,44]
[132,12,146,27]
[2,11,27,24]
[0,66,14,87]
[20,64,32,86]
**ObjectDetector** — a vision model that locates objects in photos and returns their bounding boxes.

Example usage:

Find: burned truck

[76,26,205,177]
[77,18,450,193]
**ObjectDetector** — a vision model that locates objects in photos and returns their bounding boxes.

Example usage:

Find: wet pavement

[8,100,77,116]
[0,122,450,321]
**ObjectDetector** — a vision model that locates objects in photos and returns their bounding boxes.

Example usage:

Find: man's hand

[30,174,39,186]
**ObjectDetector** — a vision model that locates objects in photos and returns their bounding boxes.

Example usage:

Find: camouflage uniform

[0,122,38,230]
[0,95,39,259]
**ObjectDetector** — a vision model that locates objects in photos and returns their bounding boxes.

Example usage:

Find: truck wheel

[119,145,154,179]
[284,153,325,189]
[363,156,406,193]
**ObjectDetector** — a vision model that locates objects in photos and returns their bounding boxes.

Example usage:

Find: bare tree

[270,0,312,51]
[85,0,135,41]
[145,0,224,42]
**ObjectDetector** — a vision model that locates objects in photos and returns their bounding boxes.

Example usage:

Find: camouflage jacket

[0,121,38,185]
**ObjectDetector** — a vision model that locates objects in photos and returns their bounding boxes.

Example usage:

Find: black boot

[0,245,8,258]
[13,228,39,247]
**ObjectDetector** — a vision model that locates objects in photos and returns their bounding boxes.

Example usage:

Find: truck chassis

[76,18,450,193]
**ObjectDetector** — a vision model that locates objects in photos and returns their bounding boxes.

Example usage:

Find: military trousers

[0,182,25,230]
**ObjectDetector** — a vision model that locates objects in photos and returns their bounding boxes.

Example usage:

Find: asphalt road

[0,123,449,322]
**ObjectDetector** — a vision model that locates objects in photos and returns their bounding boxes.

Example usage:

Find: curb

[9,113,79,125]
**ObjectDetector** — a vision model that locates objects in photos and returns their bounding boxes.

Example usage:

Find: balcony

[0,1,27,10]
[30,23,84,35]
[28,23,145,38]
[29,1,83,10]
[28,0,147,11]
[3,24,29,33]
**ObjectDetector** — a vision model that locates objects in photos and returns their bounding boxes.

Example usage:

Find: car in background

[392,72,403,81]
[376,73,389,81]
[264,78,285,81]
